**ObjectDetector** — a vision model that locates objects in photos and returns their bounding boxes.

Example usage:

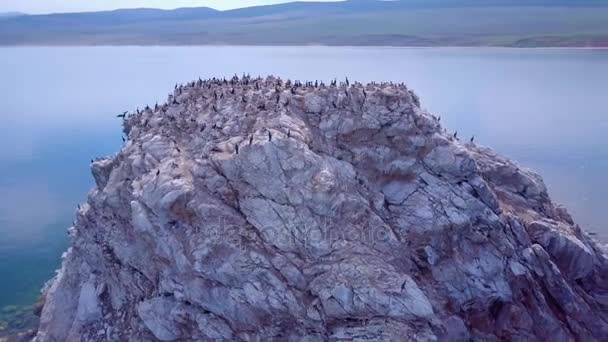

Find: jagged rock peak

[35,76,608,341]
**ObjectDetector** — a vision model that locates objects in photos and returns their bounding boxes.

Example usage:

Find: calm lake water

[0,46,606,332]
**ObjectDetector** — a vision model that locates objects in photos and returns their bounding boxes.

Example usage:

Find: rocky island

[33,76,608,341]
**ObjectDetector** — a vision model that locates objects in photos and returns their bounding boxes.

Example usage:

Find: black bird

[345,77,349,86]
[90,159,94,163]
[453,131,458,140]
[235,144,239,154]
[201,123,206,132]
[212,123,217,129]
[249,135,253,145]
[470,135,475,143]
[122,136,125,142]
[176,147,181,153]
[213,105,218,112]
[117,112,127,118]
[155,103,158,110]
[231,88,235,95]
[242,96,247,103]
[268,131,272,142]
[332,101,337,108]
[287,130,291,138]
[363,90,367,98]
[291,88,296,95]
[156,169,160,176]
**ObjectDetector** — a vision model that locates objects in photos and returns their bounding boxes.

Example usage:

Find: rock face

[34,76,608,341]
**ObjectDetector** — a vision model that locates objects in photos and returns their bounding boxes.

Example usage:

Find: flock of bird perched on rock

[102,74,475,165]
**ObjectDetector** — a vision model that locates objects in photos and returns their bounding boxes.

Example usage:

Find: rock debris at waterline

[34,76,608,341]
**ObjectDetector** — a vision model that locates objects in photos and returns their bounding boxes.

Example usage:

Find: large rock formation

[34,76,608,341]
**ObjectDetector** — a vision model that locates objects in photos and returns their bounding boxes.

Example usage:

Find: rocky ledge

[34,76,608,341]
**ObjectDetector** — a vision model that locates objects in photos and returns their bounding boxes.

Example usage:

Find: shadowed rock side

[34,76,608,341]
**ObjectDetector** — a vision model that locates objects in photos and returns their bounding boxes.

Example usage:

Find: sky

[0,0,341,14]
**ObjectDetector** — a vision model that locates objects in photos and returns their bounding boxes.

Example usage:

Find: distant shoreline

[1,44,607,49]
[2,4,607,51]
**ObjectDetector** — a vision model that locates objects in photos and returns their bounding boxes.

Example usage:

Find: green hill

[1,0,607,47]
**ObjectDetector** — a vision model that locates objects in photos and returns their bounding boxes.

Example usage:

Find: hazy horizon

[0,0,342,15]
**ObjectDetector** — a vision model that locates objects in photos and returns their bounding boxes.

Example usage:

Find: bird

[212,105,218,112]
[268,131,272,142]
[363,90,367,98]
[470,135,475,143]
[200,123,206,132]
[117,112,127,118]
[90,159,94,164]
[287,130,291,138]
[156,169,160,176]
[249,135,254,145]
[176,147,181,153]
[235,144,239,154]
[345,77,350,86]
[453,131,458,140]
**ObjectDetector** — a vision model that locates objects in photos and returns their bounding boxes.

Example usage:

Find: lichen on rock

[34,76,608,341]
